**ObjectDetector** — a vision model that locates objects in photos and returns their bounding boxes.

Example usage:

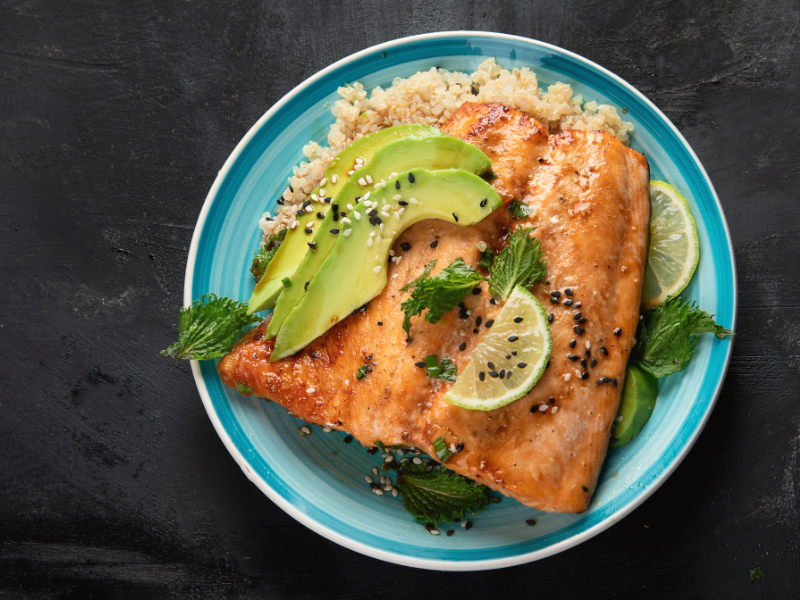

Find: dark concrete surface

[1,1,798,598]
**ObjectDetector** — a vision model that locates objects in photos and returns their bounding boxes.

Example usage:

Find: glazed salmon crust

[219,103,650,513]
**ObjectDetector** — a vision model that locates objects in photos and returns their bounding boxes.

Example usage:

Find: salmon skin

[219,103,650,513]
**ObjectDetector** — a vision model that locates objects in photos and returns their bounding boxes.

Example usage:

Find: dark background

[1,0,798,597]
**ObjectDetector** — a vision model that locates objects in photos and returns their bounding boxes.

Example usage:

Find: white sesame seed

[391,273,399,279]
[353,211,361,220]
[363,191,371,200]
[384,454,394,463]
[390,172,398,178]
[409,198,418,204]
[353,163,361,170]
[585,341,591,349]
[376,235,382,244]
[319,188,326,196]
[365,175,373,184]
[358,177,366,187]
[300,426,311,435]
[413,457,422,465]
[616,415,624,422]
[311,193,319,201]
[346,203,354,211]
[383,485,393,491]
[290,221,298,229]
[322,426,332,432]
[382,181,387,188]
[552,406,559,414]
[344,228,353,237]
[372,467,379,476]
[379,476,386,484]
[367,238,373,247]
[306,386,316,393]
[341,217,351,225]
[365,475,373,483]
[374,182,381,189]
[460,520,469,528]
[373,488,384,496]
[380,223,385,232]
[391,488,399,497]
[382,198,388,205]
[347,170,354,175]
[320,178,327,186]
[344,379,349,386]
[375,254,379,261]
[389,249,395,256]
[393,194,402,200]
[476,241,488,252]
[575,369,582,377]
[539,404,548,412]
[331,174,338,184]
[564,373,572,381]
[399,207,405,216]
[391,231,397,235]
[355,156,365,164]
[449,443,457,453]
[395,256,403,265]
[374,266,381,273]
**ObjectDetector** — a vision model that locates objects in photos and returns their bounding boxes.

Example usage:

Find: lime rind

[445,286,552,411]
[642,180,700,309]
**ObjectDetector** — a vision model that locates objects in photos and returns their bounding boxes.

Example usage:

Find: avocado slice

[248,124,442,313]
[270,168,502,361]
[610,362,660,447]
[265,136,494,338]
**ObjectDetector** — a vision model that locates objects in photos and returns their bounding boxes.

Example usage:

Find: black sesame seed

[400,242,411,251]
[476,316,483,327]
[568,354,579,361]
[325,197,332,203]
[296,208,305,216]
[548,313,554,323]
[573,312,582,321]
[447,529,455,537]
[581,359,587,369]
[317,212,325,219]
[277,198,285,205]
[304,227,313,234]
[408,173,415,183]
[430,239,439,248]
[399,200,408,206]
[487,361,496,370]
[600,346,608,356]
[506,371,513,379]
[506,354,511,360]
[575,301,582,308]
[480,198,487,207]
[308,241,317,251]
[373,216,382,224]
[485,319,494,328]
[304,281,310,291]
[551,290,561,298]
[585,350,591,358]
[518,362,527,369]
[368,446,379,455]
[563,299,573,306]
[565,289,573,296]
[581,372,589,380]
[472,287,481,295]
[415,362,426,368]
[453,212,459,222]
[465,521,473,530]
[333,213,340,222]
[343,435,353,444]
[569,339,576,349]
[530,405,537,414]
[330,228,340,235]
[377,321,383,326]
[459,342,466,351]
[514,316,523,323]
[368,209,377,216]
[582,486,589,493]
[490,298,498,305]
[499,369,506,379]
[503,106,509,112]
[612,378,618,387]
[596,377,611,385]
[479,371,485,381]
[579,317,587,324]
[550,297,560,304]
[574,325,585,336]
[288,184,294,193]
[526,519,537,526]
[591,359,597,367]
[512,350,517,356]
[456,442,464,452]
[489,371,499,378]
[473,329,479,334]
[508,336,519,342]
[395,180,401,189]
[614,327,622,337]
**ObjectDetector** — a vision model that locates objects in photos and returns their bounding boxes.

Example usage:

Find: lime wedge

[610,362,659,447]
[642,181,700,309]
[445,286,552,411]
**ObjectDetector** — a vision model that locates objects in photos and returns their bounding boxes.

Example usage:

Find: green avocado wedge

[611,362,660,447]
[264,136,494,338]
[270,168,502,361]
[248,124,442,313]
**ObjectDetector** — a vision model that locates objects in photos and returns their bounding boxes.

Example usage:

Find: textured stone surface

[1,0,798,597]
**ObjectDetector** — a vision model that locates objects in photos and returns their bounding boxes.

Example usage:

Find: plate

[185,32,736,570]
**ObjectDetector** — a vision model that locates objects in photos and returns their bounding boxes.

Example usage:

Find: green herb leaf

[356,365,368,380]
[423,354,441,378]
[420,355,458,382]
[160,294,261,362]
[750,566,764,582]
[478,248,494,270]
[235,382,253,395]
[250,229,287,283]
[281,277,292,288]
[396,462,501,526]
[508,200,532,220]
[432,436,453,463]
[486,171,498,181]
[488,227,547,301]
[400,258,486,340]
[633,295,733,378]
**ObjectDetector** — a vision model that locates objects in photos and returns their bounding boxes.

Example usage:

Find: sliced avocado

[270,168,502,360]
[248,124,441,313]
[265,136,494,338]
[610,362,660,447]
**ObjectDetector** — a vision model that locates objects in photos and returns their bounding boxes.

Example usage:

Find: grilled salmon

[218,103,650,513]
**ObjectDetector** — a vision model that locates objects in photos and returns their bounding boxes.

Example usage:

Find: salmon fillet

[219,103,650,513]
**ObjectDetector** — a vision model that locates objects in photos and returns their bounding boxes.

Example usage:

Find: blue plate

[185,32,736,570]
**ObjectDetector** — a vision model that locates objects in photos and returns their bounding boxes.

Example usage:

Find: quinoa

[259,58,633,243]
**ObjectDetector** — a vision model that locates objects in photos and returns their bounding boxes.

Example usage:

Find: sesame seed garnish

[574,325,585,335]
[487,361,496,370]
[413,457,422,465]
[459,342,466,351]
[393,194,401,201]
[508,336,519,342]
[344,229,352,237]
[539,404,548,412]
[490,298,497,305]
[614,327,622,337]
[489,371,499,378]
[568,354,579,361]
[551,290,561,298]
[409,197,418,204]
[367,238,373,247]
[306,386,316,393]
[565,289,573,296]
[395,180,401,189]
[331,174,338,184]
[574,312,583,321]
[569,339,576,348]
[456,442,464,452]
[582,486,589,493]
[596,377,611,385]
[343,435,353,444]
[453,212,459,222]
[479,371,485,381]
[600,346,608,356]
[472,287,482,295]
[365,475,373,483]
[365,175,373,184]
[304,281,310,291]
[375,254,380,261]
[480,198,487,207]
[581,372,589,380]
[358,177,367,186]
[374,266,381,273]
[591,359,597,367]
[330,228,339,235]
[548,313,554,323]
[563,299,573,306]
[612,378,618,387]
[408,173,415,183]
[581,359,587,369]
[485,320,494,328]
[517,362,527,368]
[430,240,438,248]
[304,227,313,234]
[564,373,571,381]
[575,301,582,308]
[550,296,560,304]
[475,316,483,327]
[526,519,537,526]
[514,316,523,323]
[319,188,326,196]
[415,361,425,368]
[353,211,361,220]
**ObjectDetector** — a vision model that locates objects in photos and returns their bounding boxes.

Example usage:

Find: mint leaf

[160,294,261,362]
[421,355,458,382]
[488,227,547,301]
[400,258,485,341]
[750,566,764,582]
[250,228,286,283]
[508,200,532,219]
[633,295,733,378]
[478,248,494,270]
[396,462,501,526]
[433,437,453,463]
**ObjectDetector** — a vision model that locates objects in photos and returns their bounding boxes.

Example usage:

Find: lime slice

[445,286,552,411]
[642,181,700,309]
[610,362,659,447]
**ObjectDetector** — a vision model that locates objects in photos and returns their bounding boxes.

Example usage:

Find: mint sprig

[488,227,547,301]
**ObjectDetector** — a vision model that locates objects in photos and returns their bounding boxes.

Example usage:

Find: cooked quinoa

[259,58,633,242]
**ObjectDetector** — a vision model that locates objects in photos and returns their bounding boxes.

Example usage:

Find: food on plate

[164,59,732,528]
